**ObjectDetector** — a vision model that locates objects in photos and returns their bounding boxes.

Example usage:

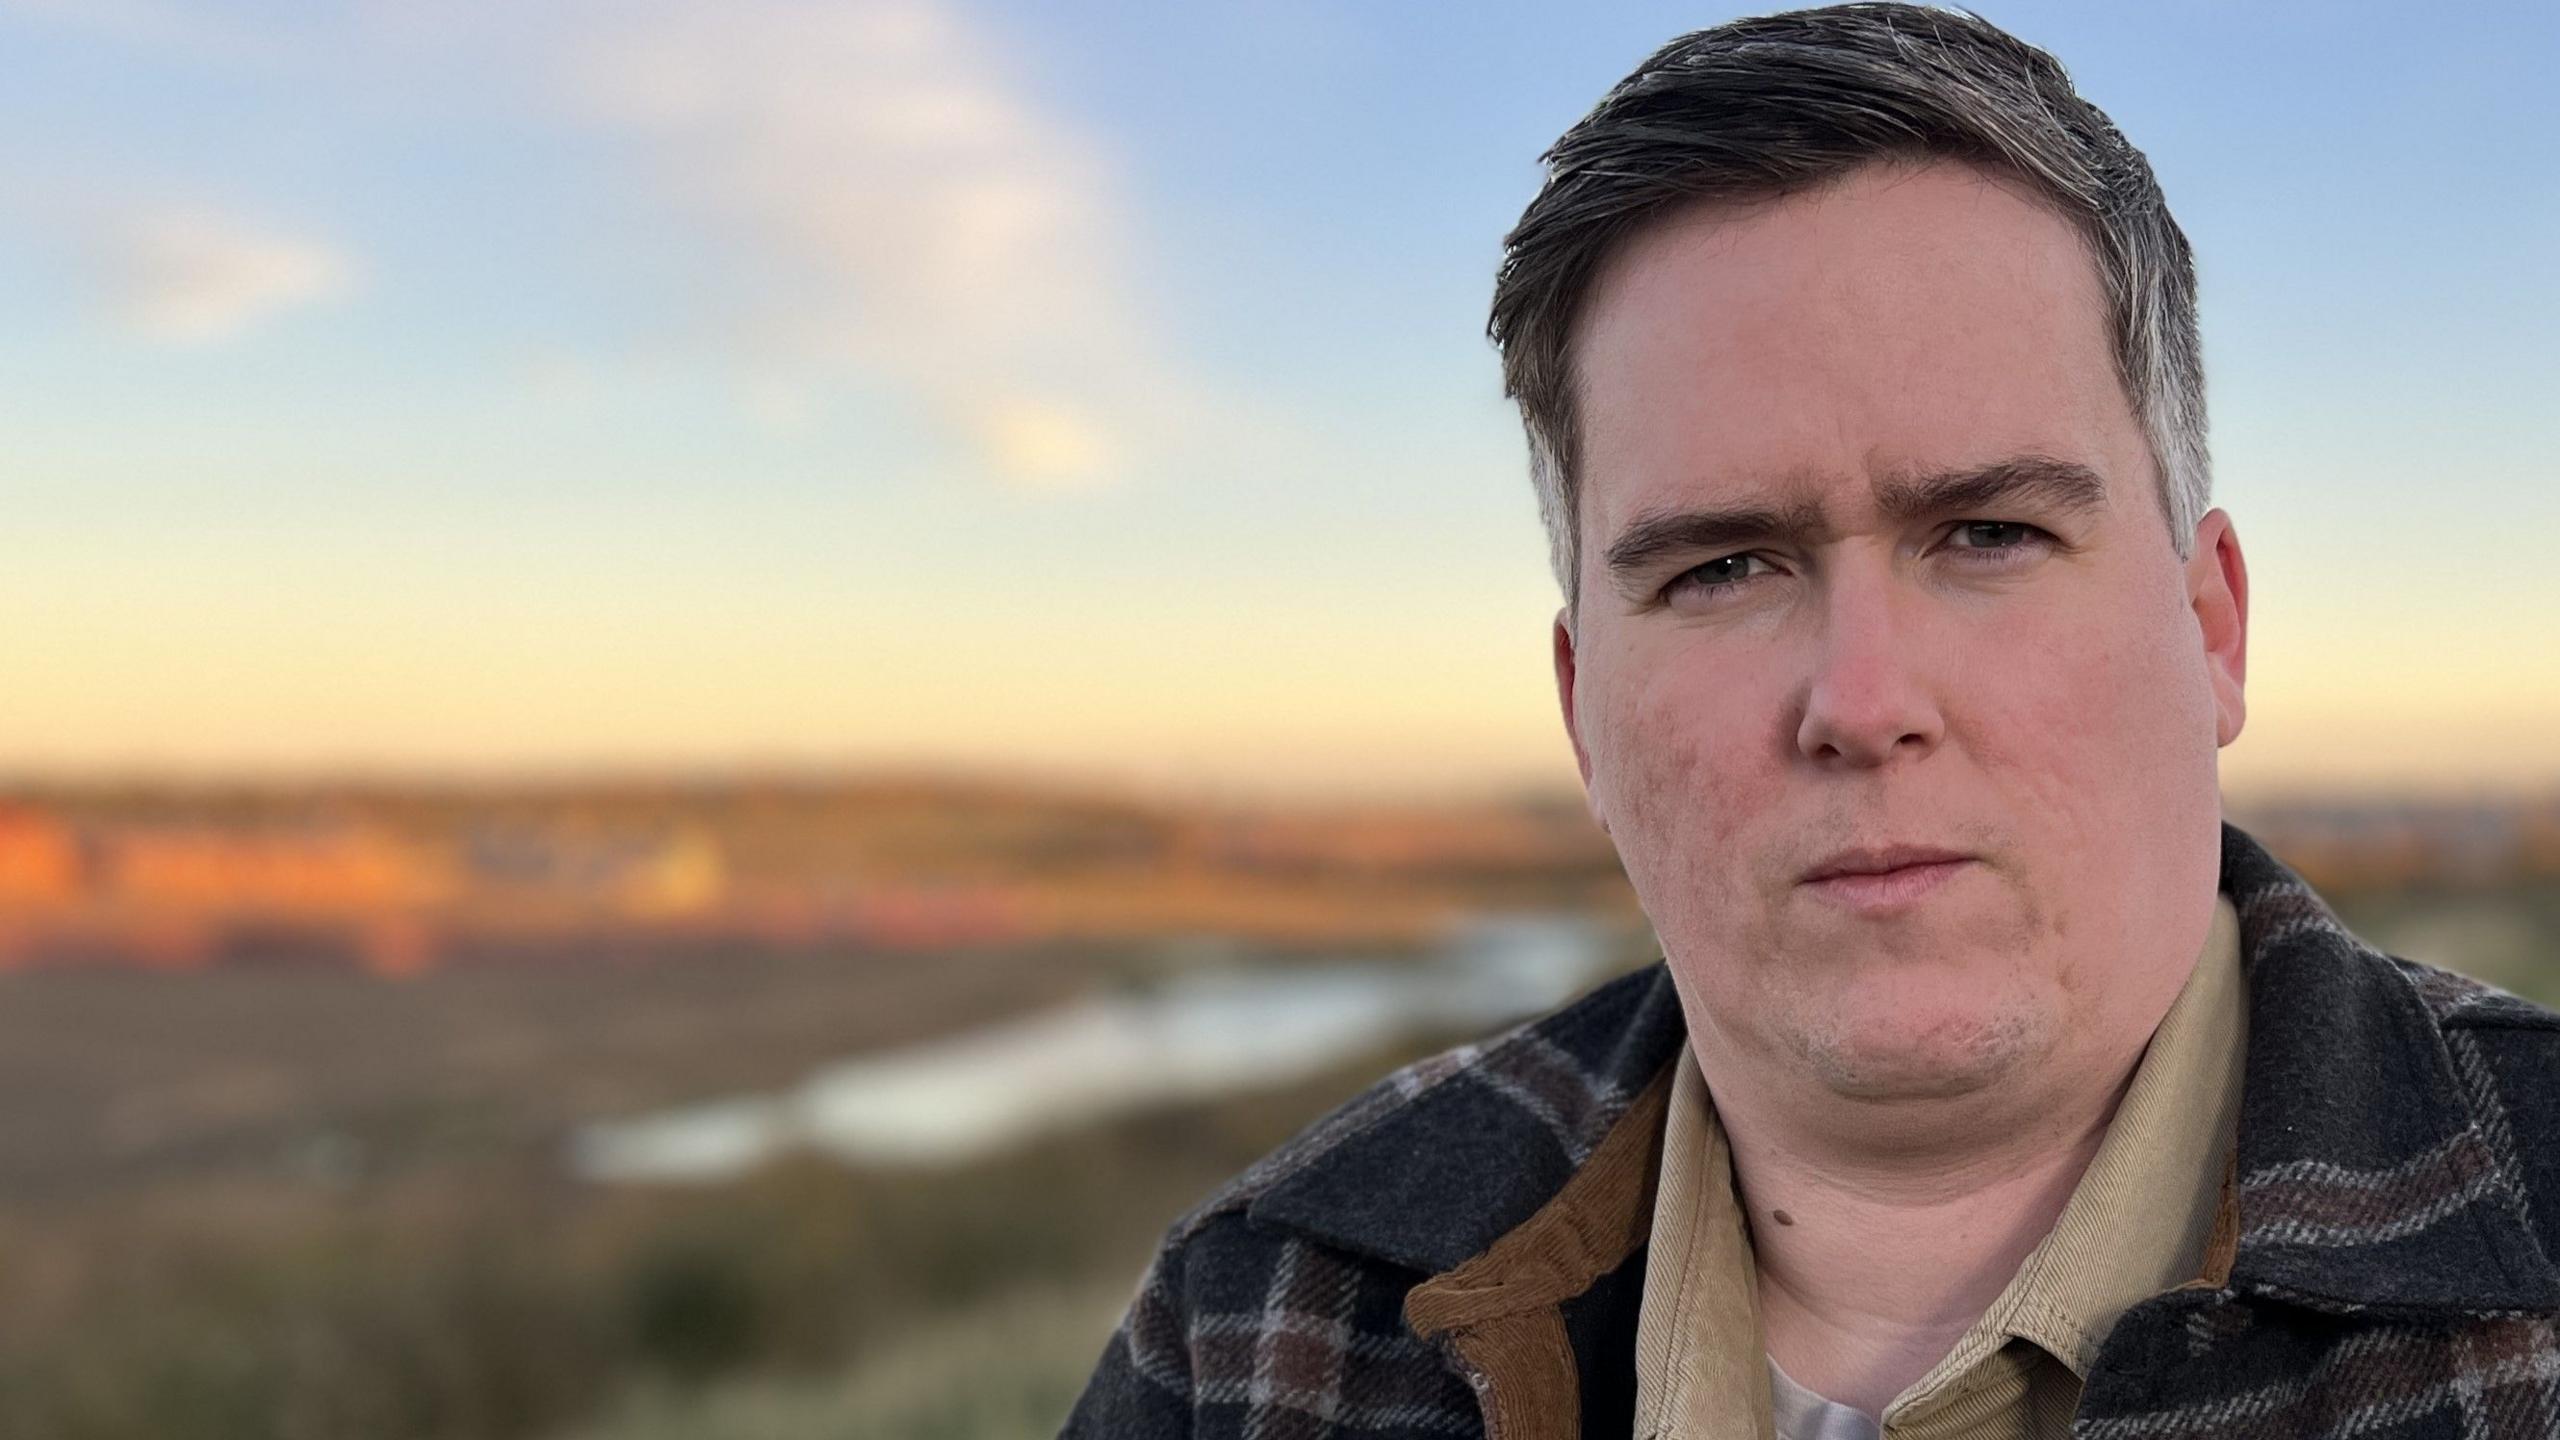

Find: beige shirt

[1631,896,2247,1440]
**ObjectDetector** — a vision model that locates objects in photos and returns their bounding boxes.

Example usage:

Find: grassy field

[0,964,1479,1440]
[555,1278,1135,1440]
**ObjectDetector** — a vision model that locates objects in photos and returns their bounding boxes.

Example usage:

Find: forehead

[1572,159,2144,539]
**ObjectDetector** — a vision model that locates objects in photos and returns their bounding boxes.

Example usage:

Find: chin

[1793,993,2048,1103]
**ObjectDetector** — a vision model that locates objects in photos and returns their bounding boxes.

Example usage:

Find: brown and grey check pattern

[1201,1240,1478,1438]
[2240,1130,2512,1250]
[1062,825,2560,1438]
[2076,1318,2560,1438]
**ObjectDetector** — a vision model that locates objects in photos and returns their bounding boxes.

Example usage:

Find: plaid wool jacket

[1059,825,2560,1438]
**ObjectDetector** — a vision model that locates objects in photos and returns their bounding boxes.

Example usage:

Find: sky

[2,0,2555,803]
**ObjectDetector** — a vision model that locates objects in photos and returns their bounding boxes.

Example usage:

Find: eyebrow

[1599,454,2110,598]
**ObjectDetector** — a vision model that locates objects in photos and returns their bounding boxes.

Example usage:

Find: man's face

[1555,159,2248,1110]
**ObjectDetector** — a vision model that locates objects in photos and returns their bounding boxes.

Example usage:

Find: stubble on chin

[1781,994,2051,1104]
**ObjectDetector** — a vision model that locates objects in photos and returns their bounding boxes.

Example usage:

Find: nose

[1793,563,1945,768]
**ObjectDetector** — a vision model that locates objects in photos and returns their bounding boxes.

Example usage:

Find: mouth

[1797,846,1977,912]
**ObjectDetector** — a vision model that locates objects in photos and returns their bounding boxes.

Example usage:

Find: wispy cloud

[10,0,1279,485]
[541,0,1185,488]
[89,209,358,345]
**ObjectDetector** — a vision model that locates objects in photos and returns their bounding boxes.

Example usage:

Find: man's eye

[1664,553,1771,601]
[1947,521,2047,554]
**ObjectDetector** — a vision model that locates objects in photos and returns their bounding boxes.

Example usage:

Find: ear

[2185,509,2249,748]
[1552,608,1607,833]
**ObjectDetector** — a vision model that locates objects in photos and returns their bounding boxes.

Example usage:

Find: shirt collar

[1971,890,2247,1376]
[1632,1041,1771,1439]
[1882,889,2246,1423]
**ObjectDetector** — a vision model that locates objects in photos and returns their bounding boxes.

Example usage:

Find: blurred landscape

[1,775,2556,1439]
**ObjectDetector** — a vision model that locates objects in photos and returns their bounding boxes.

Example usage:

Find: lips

[1798,845,1975,885]
[1796,846,1977,913]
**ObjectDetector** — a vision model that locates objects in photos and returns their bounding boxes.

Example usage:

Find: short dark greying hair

[1494,2,2207,619]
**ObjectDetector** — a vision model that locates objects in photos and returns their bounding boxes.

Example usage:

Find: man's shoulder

[2226,819,2560,1061]
[2375,950,2560,1181]
[2232,848,2560,1287]
[1058,958,1683,1439]
[2381,950,2560,1038]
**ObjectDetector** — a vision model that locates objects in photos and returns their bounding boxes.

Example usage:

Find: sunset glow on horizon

[6,1,2555,803]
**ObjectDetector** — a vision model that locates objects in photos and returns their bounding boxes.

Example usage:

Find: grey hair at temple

[1492,2,2208,623]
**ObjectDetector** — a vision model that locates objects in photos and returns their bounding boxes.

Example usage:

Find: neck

[1711,1046,2140,1416]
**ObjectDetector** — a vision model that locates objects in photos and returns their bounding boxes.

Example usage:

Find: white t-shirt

[1769,1353,1882,1440]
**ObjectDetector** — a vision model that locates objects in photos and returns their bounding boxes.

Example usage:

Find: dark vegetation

[0,1006,1470,1440]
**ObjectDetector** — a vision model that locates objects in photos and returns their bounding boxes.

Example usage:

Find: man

[1063,6,2560,1437]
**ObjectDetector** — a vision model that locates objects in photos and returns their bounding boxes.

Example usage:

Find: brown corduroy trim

[1445,1310,1582,1440]
[1403,1061,1678,1438]
[2202,1146,2242,1285]
[2178,1147,2242,1291]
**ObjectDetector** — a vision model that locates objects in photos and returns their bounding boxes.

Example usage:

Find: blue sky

[3,0,2555,799]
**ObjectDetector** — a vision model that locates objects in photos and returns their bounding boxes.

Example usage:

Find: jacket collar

[1247,941,1688,1277]
[1250,823,2560,1318]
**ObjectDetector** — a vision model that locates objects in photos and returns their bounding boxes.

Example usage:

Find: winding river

[569,912,1624,1181]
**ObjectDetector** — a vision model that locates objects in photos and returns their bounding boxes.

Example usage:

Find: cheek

[1960,586,2223,1041]
[1585,644,1788,900]
[1962,572,2221,876]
